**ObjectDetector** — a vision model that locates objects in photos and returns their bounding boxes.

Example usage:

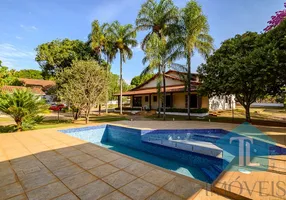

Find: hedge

[158,108,209,113]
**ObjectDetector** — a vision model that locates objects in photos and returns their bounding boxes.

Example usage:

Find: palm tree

[142,34,183,120]
[136,0,179,117]
[0,89,48,131]
[110,21,137,114]
[88,20,117,114]
[172,0,213,119]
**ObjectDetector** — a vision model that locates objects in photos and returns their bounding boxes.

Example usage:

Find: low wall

[251,103,284,108]
[156,111,209,117]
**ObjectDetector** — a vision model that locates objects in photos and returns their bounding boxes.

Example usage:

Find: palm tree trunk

[157,66,161,118]
[120,52,123,115]
[163,67,166,121]
[187,53,191,120]
[105,57,109,114]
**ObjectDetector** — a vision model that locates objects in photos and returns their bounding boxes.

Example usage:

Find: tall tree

[142,34,182,120]
[264,2,286,31]
[136,0,179,117]
[130,73,154,87]
[198,32,278,122]
[35,39,95,78]
[172,0,213,119]
[110,21,137,115]
[0,60,22,86]
[56,60,107,123]
[14,69,43,79]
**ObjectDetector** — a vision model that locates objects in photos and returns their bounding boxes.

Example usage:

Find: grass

[144,106,286,127]
[0,114,127,133]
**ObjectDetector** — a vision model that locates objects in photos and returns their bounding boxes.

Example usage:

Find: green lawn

[0,114,128,133]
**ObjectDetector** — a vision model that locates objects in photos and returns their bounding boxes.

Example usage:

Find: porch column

[170,92,173,108]
[198,95,202,108]
[149,94,151,109]
[131,95,134,108]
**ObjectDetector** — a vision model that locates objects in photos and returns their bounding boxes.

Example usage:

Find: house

[115,70,235,112]
[0,85,45,95]
[0,78,56,104]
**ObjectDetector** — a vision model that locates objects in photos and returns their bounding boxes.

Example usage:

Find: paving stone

[87,149,110,157]
[6,194,27,200]
[119,179,159,200]
[141,169,175,187]
[77,158,104,170]
[26,181,69,200]
[52,192,79,200]
[54,165,84,180]
[97,153,122,162]
[56,148,84,158]
[0,173,17,187]
[124,162,153,177]
[102,171,136,189]
[73,180,114,200]
[44,158,74,172]
[163,177,202,199]
[0,182,24,200]
[20,170,57,191]
[62,171,97,190]
[109,157,134,169]
[147,189,183,200]
[100,191,131,200]
[89,164,119,178]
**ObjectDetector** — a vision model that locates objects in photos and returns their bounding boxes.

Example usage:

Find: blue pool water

[59,124,230,183]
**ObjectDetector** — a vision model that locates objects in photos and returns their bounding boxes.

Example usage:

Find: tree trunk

[120,52,123,115]
[85,107,90,124]
[105,57,109,114]
[163,68,166,121]
[16,120,22,132]
[74,109,80,120]
[99,104,101,116]
[157,66,161,118]
[245,104,251,122]
[187,53,191,120]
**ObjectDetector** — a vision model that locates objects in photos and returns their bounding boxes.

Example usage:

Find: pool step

[201,165,223,182]
[142,137,223,158]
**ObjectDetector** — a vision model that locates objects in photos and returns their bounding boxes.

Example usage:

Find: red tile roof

[19,78,55,88]
[0,86,45,95]
[115,85,198,96]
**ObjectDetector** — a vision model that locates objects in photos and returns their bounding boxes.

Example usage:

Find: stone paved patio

[0,121,285,199]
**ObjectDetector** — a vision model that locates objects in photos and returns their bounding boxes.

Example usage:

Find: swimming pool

[60,124,231,183]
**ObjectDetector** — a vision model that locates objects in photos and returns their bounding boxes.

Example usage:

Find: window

[185,94,198,108]
[133,97,142,107]
[153,96,157,102]
[145,96,148,102]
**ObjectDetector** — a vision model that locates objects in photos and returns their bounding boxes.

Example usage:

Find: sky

[0,0,285,83]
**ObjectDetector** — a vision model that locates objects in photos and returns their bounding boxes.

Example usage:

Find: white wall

[209,95,236,111]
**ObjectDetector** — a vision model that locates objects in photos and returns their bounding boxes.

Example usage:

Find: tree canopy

[35,39,95,78]
[56,60,107,123]
[14,69,43,79]
[0,60,22,86]
[198,32,279,121]
[130,73,154,87]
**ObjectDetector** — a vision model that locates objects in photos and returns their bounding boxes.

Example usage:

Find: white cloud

[20,24,38,31]
[16,36,23,40]
[0,43,35,69]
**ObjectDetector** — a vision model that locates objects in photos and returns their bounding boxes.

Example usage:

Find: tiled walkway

[0,121,285,200]
[0,126,227,200]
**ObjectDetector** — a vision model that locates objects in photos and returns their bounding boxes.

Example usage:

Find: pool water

[59,124,228,184]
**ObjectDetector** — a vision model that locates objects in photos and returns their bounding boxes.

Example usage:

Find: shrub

[0,89,49,131]
[158,108,209,113]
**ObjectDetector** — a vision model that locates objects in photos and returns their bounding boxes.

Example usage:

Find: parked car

[49,103,66,111]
